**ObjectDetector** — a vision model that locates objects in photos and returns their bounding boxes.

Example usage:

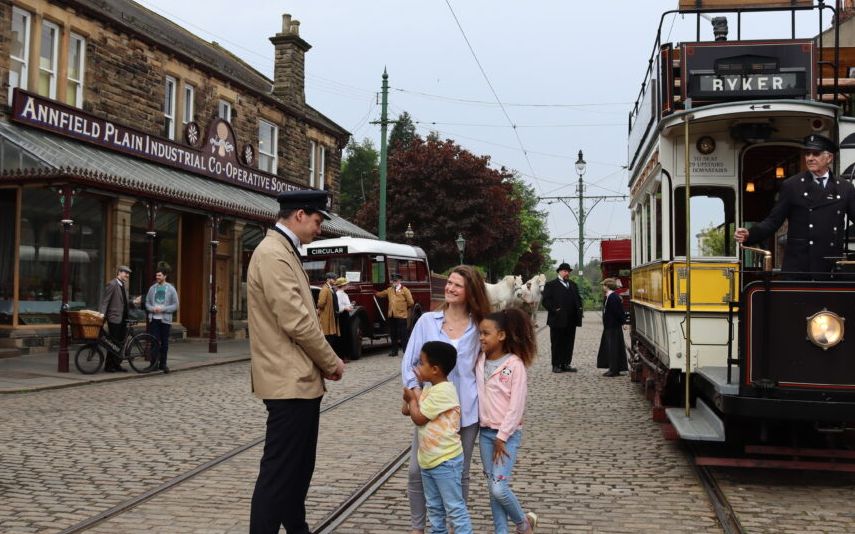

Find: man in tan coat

[247,190,344,534]
[375,272,414,356]
[316,271,340,349]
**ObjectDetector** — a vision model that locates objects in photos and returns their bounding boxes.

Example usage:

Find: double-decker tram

[627,1,855,459]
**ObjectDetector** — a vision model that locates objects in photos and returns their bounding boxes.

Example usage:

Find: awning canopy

[0,120,376,239]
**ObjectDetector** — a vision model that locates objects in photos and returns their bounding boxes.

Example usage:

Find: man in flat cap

[375,272,414,356]
[541,262,583,373]
[99,265,132,372]
[248,189,345,534]
[735,134,855,274]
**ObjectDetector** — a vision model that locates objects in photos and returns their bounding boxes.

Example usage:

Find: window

[388,259,428,282]
[308,141,326,188]
[9,7,31,102]
[66,34,85,107]
[38,20,59,98]
[258,120,278,173]
[308,140,316,185]
[163,76,176,140]
[183,84,194,124]
[674,186,736,257]
[318,145,326,189]
[218,100,232,122]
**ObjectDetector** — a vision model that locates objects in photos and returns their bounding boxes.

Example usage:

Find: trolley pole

[577,151,585,274]
[377,69,389,240]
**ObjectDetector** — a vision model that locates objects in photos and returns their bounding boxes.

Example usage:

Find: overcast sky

[137,0,832,271]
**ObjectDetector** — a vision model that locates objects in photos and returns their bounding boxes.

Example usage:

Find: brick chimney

[270,14,312,108]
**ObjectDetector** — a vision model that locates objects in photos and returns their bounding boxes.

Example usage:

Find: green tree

[492,174,552,279]
[388,111,418,154]
[338,138,379,221]
[697,222,733,256]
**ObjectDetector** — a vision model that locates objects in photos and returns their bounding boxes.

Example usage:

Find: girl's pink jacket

[475,352,528,441]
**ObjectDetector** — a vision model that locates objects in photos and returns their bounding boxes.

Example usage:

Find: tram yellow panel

[632,261,739,312]
[631,263,665,307]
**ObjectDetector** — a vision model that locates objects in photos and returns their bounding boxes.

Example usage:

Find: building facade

[0,0,370,355]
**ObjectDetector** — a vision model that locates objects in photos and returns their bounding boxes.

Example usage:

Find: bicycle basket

[68,310,104,340]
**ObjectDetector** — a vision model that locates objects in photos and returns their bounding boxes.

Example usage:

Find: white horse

[516,273,546,325]
[485,275,523,311]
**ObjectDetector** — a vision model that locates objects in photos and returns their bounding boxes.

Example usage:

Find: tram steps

[665,398,725,442]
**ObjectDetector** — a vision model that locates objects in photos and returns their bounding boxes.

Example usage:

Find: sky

[135,0,833,271]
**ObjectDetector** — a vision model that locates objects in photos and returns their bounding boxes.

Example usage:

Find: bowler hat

[276,190,331,220]
[803,134,837,153]
[325,272,337,280]
[118,265,132,274]
[556,262,573,272]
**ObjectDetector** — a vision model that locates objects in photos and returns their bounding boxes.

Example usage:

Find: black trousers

[549,325,577,367]
[148,319,171,368]
[389,317,408,352]
[105,320,127,370]
[250,397,322,534]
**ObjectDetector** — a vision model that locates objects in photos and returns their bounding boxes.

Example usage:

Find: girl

[476,308,538,534]
[596,278,628,377]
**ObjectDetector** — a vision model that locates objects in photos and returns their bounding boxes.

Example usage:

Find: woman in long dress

[596,278,628,377]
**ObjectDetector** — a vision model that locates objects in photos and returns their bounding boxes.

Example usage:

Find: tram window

[674,186,735,257]
[371,257,386,284]
[655,190,662,260]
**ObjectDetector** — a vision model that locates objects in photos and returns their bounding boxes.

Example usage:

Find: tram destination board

[307,246,348,256]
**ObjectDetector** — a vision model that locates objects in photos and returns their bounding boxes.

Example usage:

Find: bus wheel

[349,316,363,360]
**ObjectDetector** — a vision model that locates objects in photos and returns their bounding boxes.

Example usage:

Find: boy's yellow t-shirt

[417,381,463,469]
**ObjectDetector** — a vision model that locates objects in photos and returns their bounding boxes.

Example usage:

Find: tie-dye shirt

[417,381,463,469]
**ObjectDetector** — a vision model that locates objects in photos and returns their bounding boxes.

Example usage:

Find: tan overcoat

[375,285,414,319]
[316,284,339,335]
[247,229,338,399]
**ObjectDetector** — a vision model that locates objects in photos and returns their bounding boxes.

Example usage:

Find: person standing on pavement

[99,265,132,373]
[541,263,583,373]
[596,278,628,377]
[247,190,345,534]
[317,271,340,353]
[335,277,354,361]
[377,272,414,356]
[402,264,491,534]
[476,308,538,534]
[145,267,178,373]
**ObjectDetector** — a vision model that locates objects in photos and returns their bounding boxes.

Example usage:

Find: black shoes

[160,366,170,374]
[603,371,620,377]
[105,366,127,373]
[552,366,566,373]
[563,365,578,372]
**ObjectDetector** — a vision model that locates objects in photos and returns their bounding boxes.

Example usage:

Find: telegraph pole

[374,68,390,240]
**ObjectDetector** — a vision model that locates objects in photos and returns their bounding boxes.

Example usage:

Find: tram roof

[301,237,427,259]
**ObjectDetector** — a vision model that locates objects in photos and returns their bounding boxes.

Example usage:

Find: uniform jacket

[747,171,855,273]
[247,229,338,399]
[145,282,179,324]
[541,277,583,328]
[317,284,339,335]
[376,285,414,319]
[602,292,625,330]
[99,278,128,324]
[475,352,527,441]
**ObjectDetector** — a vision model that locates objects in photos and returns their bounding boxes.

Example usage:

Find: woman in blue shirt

[401,264,491,534]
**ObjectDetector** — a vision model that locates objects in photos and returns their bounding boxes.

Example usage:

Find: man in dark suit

[735,134,855,274]
[98,265,131,372]
[541,262,583,373]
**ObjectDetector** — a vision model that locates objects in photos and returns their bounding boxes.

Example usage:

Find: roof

[0,120,375,239]
[66,0,348,141]
[301,237,426,258]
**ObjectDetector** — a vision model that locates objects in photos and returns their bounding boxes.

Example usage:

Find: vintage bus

[301,237,431,359]
[600,238,631,319]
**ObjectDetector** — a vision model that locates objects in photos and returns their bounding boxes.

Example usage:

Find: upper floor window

[308,141,326,189]
[38,20,59,99]
[163,76,176,140]
[9,8,31,102]
[218,100,232,122]
[258,120,278,174]
[183,84,195,124]
[66,34,85,108]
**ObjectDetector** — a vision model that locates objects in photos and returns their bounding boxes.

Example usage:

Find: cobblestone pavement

[4,312,855,533]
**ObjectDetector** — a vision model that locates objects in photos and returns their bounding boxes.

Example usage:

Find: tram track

[687,445,746,534]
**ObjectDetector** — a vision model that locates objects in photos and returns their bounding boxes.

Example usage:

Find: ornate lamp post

[404,223,414,244]
[455,233,466,265]
[575,150,587,275]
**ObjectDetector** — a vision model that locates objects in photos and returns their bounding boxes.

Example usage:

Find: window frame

[317,145,326,190]
[257,119,278,174]
[163,76,177,140]
[9,7,31,103]
[183,83,195,124]
[38,19,60,99]
[66,33,86,108]
[308,140,316,186]
[218,100,232,122]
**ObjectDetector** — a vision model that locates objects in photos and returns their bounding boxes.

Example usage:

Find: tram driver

[734,134,855,274]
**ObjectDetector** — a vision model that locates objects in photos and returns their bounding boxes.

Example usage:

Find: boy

[402,341,473,534]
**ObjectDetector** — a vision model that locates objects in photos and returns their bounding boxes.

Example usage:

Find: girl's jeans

[420,453,473,534]
[479,428,526,534]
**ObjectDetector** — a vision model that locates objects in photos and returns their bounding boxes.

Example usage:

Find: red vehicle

[301,237,431,359]
[600,238,631,320]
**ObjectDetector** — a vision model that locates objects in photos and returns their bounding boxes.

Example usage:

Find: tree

[697,222,733,256]
[355,136,523,273]
[388,111,418,154]
[338,138,379,221]
[507,174,552,279]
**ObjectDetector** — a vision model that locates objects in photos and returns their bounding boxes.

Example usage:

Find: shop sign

[10,89,303,197]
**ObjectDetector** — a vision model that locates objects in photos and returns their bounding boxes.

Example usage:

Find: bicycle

[70,314,161,374]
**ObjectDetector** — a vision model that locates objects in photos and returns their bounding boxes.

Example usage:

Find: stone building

[0,0,371,355]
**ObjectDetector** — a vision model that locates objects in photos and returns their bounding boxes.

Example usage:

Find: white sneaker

[525,511,538,533]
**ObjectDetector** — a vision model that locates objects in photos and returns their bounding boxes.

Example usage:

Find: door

[215,256,230,335]
[179,215,205,337]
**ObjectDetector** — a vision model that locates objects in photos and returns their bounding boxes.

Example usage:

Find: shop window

[164,76,176,140]
[183,84,195,124]
[9,7,31,103]
[258,120,278,173]
[0,190,16,325]
[66,34,85,108]
[218,100,232,122]
[130,205,179,307]
[18,189,106,325]
[674,186,736,257]
[38,20,59,99]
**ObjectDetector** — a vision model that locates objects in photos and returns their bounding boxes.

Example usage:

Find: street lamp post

[455,233,466,265]
[404,223,414,244]
[575,150,587,275]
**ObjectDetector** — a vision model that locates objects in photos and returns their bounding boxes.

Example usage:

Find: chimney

[270,13,312,108]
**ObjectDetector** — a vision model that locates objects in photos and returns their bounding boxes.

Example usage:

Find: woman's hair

[483,307,537,367]
[602,278,619,290]
[441,265,492,325]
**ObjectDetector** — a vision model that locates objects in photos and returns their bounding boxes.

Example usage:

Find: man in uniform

[247,190,345,534]
[735,134,855,274]
[99,265,132,372]
[375,272,414,356]
[541,262,583,373]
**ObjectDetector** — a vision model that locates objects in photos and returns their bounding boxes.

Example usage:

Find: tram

[627,1,855,449]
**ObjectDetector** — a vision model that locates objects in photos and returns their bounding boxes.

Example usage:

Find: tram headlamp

[806,310,845,350]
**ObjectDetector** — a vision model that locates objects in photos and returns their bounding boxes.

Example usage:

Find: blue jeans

[479,428,526,534]
[420,453,472,534]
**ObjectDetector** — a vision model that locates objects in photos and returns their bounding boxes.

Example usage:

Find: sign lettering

[308,246,348,256]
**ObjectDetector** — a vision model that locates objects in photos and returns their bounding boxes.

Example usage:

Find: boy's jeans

[479,428,526,534]
[420,453,472,534]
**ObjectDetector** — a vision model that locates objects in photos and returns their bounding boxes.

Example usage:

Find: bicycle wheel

[74,343,104,374]
[125,333,161,373]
